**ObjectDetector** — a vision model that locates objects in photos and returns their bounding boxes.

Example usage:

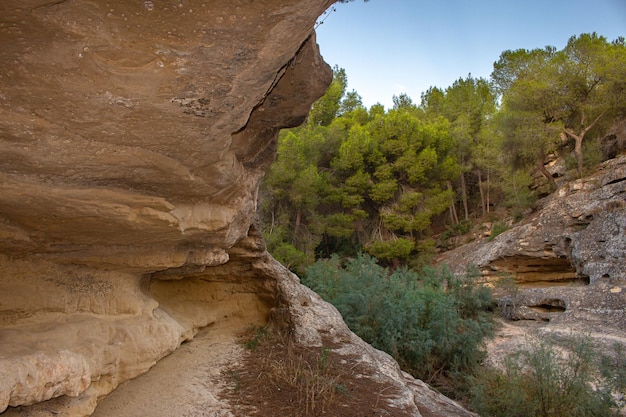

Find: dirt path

[92,324,243,417]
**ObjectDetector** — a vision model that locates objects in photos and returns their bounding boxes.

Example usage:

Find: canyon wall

[438,154,626,351]
[0,1,473,416]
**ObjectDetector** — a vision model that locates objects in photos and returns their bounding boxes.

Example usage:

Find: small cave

[490,255,588,288]
[147,266,278,337]
[577,275,591,285]
[501,298,567,323]
[528,298,567,322]
[530,304,565,313]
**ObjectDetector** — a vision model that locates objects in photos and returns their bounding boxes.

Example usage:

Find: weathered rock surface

[0,1,473,416]
[440,155,626,285]
[438,154,626,367]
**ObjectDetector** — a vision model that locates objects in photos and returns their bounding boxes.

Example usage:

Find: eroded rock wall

[440,155,626,285]
[0,1,474,416]
[438,155,626,354]
[0,0,332,268]
[0,0,331,413]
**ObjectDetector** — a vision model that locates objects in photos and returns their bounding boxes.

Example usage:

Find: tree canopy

[259,33,626,273]
[493,33,626,177]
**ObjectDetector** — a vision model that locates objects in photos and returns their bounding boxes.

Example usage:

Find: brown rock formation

[439,155,626,285]
[438,155,626,361]
[0,1,473,416]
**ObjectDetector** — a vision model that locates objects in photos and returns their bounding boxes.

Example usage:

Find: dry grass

[221,326,414,417]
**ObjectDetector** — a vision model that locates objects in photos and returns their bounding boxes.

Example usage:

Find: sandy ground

[486,318,626,368]
[91,325,243,417]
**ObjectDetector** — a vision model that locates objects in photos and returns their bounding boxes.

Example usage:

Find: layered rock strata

[438,155,626,352]
[0,1,473,416]
[440,155,626,285]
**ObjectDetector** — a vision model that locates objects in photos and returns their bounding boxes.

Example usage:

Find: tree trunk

[269,209,275,235]
[460,173,469,220]
[564,130,585,178]
[564,109,607,178]
[486,168,491,214]
[447,181,459,224]
[574,136,584,178]
[537,153,556,186]
[476,170,486,217]
[294,210,302,243]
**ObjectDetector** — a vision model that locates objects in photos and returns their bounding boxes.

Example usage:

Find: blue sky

[315,0,626,109]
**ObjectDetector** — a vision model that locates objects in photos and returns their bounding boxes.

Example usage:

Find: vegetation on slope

[257,31,626,415]
[470,333,624,417]
[303,253,493,394]
[259,33,626,274]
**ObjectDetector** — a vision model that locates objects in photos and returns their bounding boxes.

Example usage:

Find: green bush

[470,333,617,417]
[502,169,535,215]
[600,342,626,403]
[303,254,494,386]
[269,241,311,275]
[441,220,473,244]
[264,224,313,275]
[489,221,509,241]
[453,219,473,236]
[583,138,604,172]
[363,237,414,262]
[564,139,604,178]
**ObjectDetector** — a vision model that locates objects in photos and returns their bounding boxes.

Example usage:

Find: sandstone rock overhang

[0,0,333,270]
[439,154,626,286]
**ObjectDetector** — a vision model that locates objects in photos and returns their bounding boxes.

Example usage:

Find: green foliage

[309,66,347,126]
[453,219,473,235]
[261,68,464,268]
[470,334,618,417]
[501,169,535,215]
[270,242,310,275]
[440,219,473,244]
[261,34,625,271]
[582,138,604,173]
[600,343,626,395]
[493,33,626,178]
[489,222,509,241]
[264,223,312,275]
[303,254,494,386]
[364,238,414,262]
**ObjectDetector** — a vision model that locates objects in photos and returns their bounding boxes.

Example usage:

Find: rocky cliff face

[0,1,473,416]
[441,155,626,285]
[438,154,626,361]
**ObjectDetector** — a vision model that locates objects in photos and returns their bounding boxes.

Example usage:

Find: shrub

[303,254,494,388]
[494,272,519,320]
[583,138,604,172]
[600,342,626,405]
[269,242,310,275]
[364,237,414,262]
[470,333,617,417]
[489,221,509,241]
[502,169,535,215]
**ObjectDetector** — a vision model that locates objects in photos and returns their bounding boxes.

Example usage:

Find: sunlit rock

[0,1,475,416]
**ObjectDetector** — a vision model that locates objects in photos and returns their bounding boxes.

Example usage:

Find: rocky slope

[0,1,473,416]
[441,155,626,282]
[437,154,626,364]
